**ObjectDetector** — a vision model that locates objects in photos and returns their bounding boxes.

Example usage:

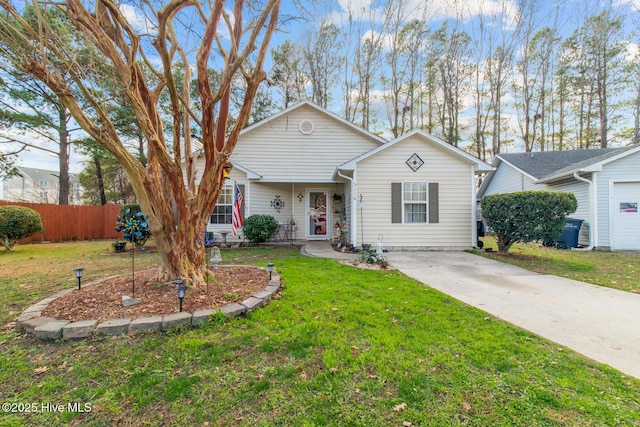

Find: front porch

[206,181,349,245]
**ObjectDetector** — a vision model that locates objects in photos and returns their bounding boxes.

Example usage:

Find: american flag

[232,183,243,236]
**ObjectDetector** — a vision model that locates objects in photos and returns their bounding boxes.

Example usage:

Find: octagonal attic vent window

[299,119,315,135]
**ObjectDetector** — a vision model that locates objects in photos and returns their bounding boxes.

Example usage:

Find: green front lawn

[472,237,640,293]
[0,241,638,426]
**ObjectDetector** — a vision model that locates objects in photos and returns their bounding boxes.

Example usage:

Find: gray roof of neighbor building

[496,145,637,180]
[17,167,78,182]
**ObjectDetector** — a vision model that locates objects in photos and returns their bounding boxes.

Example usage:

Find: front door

[306,189,329,240]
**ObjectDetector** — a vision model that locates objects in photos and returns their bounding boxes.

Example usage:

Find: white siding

[595,152,640,249]
[356,135,475,249]
[230,105,381,182]
[550,180,589,219]
[483,163,539,196]
[549,180,591,246]
[203,168,249,245]
[249,182,295,223]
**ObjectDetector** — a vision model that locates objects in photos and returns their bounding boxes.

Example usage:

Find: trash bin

[477,220,485,248]
[556,218,584,250]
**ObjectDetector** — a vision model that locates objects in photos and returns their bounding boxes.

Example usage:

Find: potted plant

[113,240,127,253]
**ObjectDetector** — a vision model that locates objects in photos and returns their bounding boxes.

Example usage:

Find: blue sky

[2,0,640,179]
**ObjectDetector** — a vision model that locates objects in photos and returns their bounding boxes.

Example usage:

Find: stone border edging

[17,268,281,340]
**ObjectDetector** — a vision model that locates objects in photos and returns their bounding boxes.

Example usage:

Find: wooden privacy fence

[0,202,122,243]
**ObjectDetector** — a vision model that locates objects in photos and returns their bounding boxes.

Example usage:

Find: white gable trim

[228,159,262,179]
[239,100,387,146]
[339,129,492,173]
[494,155,540,181]
[477,155,539,198]
[539,145,640,183]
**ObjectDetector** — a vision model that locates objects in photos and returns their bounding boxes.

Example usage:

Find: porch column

[351,171,358,246]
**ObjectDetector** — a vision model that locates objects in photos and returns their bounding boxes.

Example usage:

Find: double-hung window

[403,182,428,223]
[210,186,233,224]
[392,182,439,224]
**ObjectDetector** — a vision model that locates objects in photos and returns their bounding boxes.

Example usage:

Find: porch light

[74,267,84,290]
[223,163,232,179]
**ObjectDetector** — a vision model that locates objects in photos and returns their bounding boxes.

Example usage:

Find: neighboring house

[2,167,83,205]
[477,145,640,251]
[199,101,492,250]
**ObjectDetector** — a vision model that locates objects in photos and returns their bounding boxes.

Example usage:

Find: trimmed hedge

[242,215,277,244]
[0,206,44,251]
[481,191,577,253]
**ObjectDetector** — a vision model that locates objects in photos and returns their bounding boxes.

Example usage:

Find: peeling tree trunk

[0,0,281,287]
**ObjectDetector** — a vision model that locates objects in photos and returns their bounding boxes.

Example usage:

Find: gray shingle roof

[496,146,632,180]
[18,167,79,184]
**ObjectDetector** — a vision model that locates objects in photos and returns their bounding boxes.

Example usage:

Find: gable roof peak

[496,147,624,179]
[240,100,387,145]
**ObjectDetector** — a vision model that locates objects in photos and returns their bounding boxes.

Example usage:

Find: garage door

[611,182,640,250]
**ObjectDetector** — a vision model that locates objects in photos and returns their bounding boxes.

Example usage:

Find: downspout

[572,172,594,251]
[471,168,479,248]
[337,168,356,246]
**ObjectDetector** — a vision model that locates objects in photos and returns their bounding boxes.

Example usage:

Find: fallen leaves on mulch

[42,266,269,323]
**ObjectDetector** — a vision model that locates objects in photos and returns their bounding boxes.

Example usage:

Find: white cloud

[119,4,156,35]
[625,41,639,62]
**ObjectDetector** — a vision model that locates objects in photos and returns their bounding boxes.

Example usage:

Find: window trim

[402,181,428,224]
[392,182,439,225]
[210,185,234,225]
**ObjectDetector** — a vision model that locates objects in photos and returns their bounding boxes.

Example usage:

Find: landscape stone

[18,311,42,323]
[128,316,162,334]
[20,316,55,334]
[265,284,280,294]
[23,303,49,314]
[95,318,131,336]
[252,290,273,300]
[241,296,264,312]
[35,297,56,306]
[34,320,70,339]
[220,303,246,318]
[50,288,74,299]
[63,320,98,339]
[192,309,218,325]
[162,312,192,331]
[122,295,140,307]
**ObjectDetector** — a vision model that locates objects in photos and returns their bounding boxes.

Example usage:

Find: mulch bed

[42,266,270,323]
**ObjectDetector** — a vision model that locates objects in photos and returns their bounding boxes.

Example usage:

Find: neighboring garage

[479,144,640,251]
[611,181,640,250]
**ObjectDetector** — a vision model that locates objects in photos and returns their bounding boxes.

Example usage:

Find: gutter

[572,172,594,251]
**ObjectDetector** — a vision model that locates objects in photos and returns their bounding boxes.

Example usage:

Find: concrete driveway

[383,250,640,379]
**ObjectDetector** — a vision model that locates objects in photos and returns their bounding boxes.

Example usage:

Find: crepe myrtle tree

[0,0,282,286]
[481,191,577,253]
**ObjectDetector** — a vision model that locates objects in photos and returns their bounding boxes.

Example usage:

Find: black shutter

[392,182,402,223]
[428,182,439,224]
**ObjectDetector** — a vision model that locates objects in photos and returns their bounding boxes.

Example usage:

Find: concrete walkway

[303,242,640,379]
